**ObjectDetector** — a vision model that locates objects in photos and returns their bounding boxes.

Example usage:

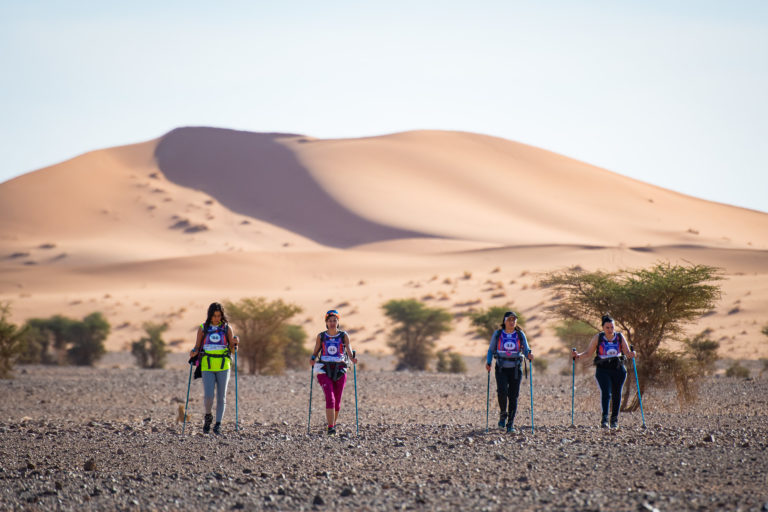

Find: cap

[325,309,340,320]
[503,311,518,320]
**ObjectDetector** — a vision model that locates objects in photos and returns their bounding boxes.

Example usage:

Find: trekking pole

[182,359,194,436]
[529,356,534,435]
[485,368,490,433]
[234,348,239,432]
[630,345,646,429]
[571,348,576,427]
[352,350,359,435]
[307,364,314,435]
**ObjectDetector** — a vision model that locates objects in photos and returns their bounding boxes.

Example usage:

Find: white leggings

[202,369,230,423]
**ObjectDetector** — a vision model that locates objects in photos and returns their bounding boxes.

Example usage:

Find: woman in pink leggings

[309,310,358,435]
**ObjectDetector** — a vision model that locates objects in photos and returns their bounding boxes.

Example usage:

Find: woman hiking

[485,311,533,433]
[189,302,239,435]
[309,310,357,435]
[572,314,635,429]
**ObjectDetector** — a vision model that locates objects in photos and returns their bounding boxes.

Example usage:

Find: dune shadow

[154,127,429,248]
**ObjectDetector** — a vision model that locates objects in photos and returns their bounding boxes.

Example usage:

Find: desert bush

[16,323,49,364]
[436,351,467,374]
[66,312,110,366]
[20,315,76,364]
[224,297,303,375]
[725,362,750,379]
[541,262,722,410]
[762,324,768,338]
[382,299,452,371]
[19,313,109,366]
[682,329,719,376]
[131,322,169,369]
[0,303,25,378]
[449,352,466,373]
[532,357,548,374]
[468,306,526,340]
[436,351,449,372]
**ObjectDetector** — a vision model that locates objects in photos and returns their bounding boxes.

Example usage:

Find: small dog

[176,404,186,423]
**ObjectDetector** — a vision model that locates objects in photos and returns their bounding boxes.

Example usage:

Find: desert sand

[1,127,767,361]
[1,359,767,511]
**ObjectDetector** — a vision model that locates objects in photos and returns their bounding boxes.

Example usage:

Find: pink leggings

[317,373,347,411]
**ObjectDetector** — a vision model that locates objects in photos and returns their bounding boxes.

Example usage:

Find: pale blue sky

[1,1,766,212]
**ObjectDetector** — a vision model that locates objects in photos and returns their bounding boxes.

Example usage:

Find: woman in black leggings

[572,315,635,429]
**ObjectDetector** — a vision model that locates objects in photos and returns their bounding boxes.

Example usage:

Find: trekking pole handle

[571,347,577,359]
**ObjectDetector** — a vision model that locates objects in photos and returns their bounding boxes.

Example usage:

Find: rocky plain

[1,354,767,512]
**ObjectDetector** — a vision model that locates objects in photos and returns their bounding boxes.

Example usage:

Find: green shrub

[531,357,548,374]
[436,351,467,374]
[66,312,110,366]
[18,312,109,366]
[0,303,24,379]
[682,329,719,376]
[383,299,452,371]
[725,362,750,379]
[436,351,449,373]
[131,322,169,369]
[449,353,466,373]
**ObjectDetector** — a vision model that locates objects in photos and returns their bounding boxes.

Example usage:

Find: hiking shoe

[212,422,221,435]
[506,425,516,433]
[203,413,213,434]
[498,413,507,429]
[327,426,336,436]
[610,421,618,430]
[600,421,609,429]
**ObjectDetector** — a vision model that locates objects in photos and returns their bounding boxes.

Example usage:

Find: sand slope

[1,127,767,359]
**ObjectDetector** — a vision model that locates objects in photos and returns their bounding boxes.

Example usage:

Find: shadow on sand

[154,127,429,248]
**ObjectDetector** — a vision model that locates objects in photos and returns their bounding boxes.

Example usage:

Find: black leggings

[495,365,522,422]
[595,365,627,422]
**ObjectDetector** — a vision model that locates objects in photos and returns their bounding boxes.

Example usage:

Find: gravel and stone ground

[1,357,767,511]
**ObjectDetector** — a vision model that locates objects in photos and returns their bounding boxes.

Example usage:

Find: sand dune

[1,127,767,360]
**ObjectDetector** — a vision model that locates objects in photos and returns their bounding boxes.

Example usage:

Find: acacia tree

[224,297,303,375]
[382,299,452,371]
[540,262,722,410]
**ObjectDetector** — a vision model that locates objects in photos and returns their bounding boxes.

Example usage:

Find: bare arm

[619,333,635,359]
[344,332,358,363]
[190,327,203,357]
[227,325,239,352]
[309,333,322,367]
[574,334,599,360]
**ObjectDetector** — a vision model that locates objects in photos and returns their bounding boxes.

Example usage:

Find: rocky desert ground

[2,354,767,512]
